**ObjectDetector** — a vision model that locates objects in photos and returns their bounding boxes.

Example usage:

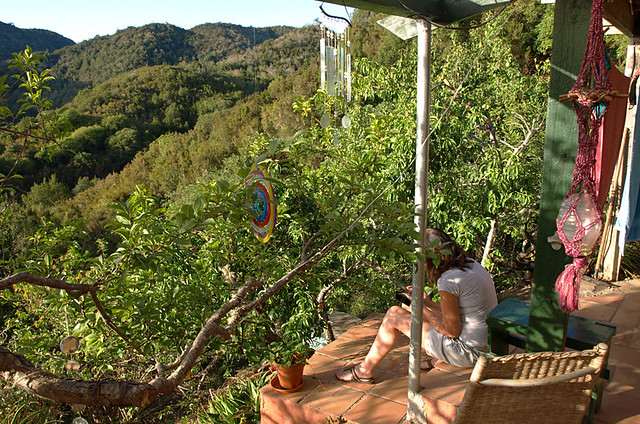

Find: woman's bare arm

[423,291,461,338]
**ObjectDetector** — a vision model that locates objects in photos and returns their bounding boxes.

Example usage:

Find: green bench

[486,298,617,414]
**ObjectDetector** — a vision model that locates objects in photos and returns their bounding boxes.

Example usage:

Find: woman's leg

[337,305,431,380]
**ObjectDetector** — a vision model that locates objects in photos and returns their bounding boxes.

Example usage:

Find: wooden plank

[603,0,638,38]
[527,0,592,352]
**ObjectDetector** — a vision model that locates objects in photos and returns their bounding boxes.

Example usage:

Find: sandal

[336,365,375,384]
[421,358,442,371]
[421,358,434,370]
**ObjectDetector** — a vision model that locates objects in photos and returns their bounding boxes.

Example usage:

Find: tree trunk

[0,347,160,407]
[482,219,497,267]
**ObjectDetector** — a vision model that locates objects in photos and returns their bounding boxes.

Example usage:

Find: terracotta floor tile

[630,330,640,349]
[339,324,379,342]
[612,325,636,346]
[609,344,640,369]
[389,354,411,375]
[377,350,409,372]
[263,375,321,403]
[582,294,625,306]
[396,334,410,348]
[595,392,640,424]
[300,381,365,417]
[433,361,473,378]
[606,366,640,400]
[369,374,409,404]
[305,355,348,382]
[619,293,640,311]
[260,382,332,424]
[419,369,468,406]
[361,313,385,327]
[611,307,640,329]
[574,302,618,322]
[317,337,370,360]
[343,394,408,424]
[263,290,640,424]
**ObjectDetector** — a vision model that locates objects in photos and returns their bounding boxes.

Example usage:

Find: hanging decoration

[555,0,625,312]
[60,335,81,371]
[320,24,352,138]
[248,165,276,243]
[60,334,86,416]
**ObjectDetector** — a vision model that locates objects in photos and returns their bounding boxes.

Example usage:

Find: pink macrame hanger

[555,0,620,312]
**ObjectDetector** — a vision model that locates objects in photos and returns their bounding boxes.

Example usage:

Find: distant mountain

[189,23,291,62]
[0,21,74,61]
[38,22,316,106]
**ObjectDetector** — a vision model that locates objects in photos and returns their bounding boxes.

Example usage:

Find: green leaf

[115,215,131,226]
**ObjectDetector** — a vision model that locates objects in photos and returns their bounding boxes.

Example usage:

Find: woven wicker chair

[454,343,609,424]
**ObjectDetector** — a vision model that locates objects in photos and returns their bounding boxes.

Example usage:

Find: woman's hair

[424,228,471,283]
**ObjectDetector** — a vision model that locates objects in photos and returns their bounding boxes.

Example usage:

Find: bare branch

[0,273,97,297]
[506,113,543,167]
[301,231,323,261]
[0,125,55,142]
[232,237,340,325]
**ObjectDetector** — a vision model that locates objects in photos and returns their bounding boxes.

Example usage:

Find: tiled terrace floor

[260,280,640,424]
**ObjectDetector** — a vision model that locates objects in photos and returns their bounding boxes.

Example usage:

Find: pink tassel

[555,256,588,312]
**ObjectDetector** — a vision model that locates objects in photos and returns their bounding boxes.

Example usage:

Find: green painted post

[527,0,592,352]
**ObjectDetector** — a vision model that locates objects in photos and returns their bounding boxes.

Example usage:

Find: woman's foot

[335,364,374,384]
[421,357,441,370]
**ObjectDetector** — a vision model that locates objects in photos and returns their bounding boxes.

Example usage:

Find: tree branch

[0,347,159,407]
[0,273,97,297]
[0,233,343,406]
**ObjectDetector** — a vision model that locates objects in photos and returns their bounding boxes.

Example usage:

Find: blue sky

[3,0,353,43]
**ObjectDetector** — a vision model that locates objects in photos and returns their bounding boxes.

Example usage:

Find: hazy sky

[3,0,353,43]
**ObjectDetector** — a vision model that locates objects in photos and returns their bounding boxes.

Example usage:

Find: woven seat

[454,343,609,424]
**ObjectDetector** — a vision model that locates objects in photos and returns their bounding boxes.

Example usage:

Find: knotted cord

[555,0,615,312]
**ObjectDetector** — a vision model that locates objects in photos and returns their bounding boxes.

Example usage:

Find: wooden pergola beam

[604,0,639,38]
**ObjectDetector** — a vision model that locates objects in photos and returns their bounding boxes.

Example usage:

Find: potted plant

[266,329,314,393]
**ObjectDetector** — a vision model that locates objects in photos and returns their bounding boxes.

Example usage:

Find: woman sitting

[336,228,498,383]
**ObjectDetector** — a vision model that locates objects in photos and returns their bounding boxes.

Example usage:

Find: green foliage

[619,241,640,279]
[0,21,74,63]
[198,371,272,424]
[349,10,413,65]
[0,388,64,424]
[0,3,576,421]
[22,174,71,218]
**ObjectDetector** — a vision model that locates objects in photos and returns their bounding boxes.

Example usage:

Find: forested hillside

[0,21,318,231]
[0,21,74,61]
[43,22,316,106]
[0,2,633,423]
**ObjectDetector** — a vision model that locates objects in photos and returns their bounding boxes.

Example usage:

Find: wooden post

[526,0,591,352]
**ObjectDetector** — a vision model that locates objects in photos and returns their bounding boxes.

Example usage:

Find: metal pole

[407,18,431,424]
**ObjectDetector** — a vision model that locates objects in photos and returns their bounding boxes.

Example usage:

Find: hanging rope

[555,0,620,312]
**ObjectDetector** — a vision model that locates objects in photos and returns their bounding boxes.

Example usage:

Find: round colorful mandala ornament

[248,166,276,243]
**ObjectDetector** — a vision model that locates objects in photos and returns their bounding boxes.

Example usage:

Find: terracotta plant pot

[274,361,305,390]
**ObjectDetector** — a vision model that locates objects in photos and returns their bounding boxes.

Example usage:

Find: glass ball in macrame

[556,193,602,256]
